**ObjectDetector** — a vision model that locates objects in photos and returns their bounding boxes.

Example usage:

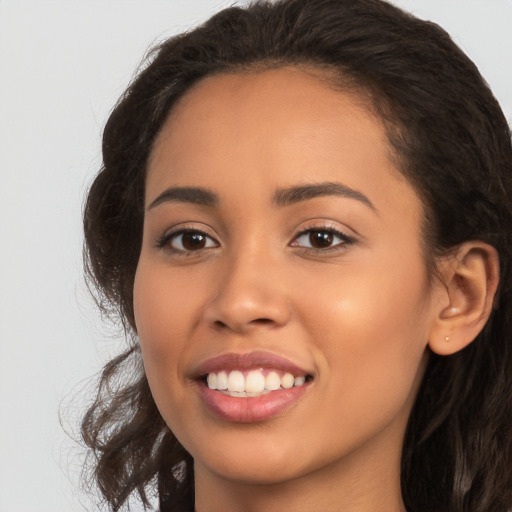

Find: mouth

[192,352,315,423]
[202,369,313,397]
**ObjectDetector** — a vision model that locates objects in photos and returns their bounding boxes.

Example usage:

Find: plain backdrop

[0,1,511,511]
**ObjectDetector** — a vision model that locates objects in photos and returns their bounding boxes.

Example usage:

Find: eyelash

[156,228,218,256]
[290,226,356,254]
[156,225,356,257]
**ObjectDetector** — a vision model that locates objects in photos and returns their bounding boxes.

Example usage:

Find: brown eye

[166,230,218,252]
[309,230,333,248]
[181,232,207,250]
[291,228,353,251]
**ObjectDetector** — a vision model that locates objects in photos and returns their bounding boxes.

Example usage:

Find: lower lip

[197,382,309,423]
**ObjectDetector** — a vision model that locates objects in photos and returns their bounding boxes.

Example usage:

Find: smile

[206,369,308,397]
[193,352,314,422]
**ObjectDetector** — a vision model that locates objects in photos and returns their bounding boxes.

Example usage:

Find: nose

[203,249,291,334]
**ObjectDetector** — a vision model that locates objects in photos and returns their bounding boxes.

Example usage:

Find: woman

[81,0,512,510]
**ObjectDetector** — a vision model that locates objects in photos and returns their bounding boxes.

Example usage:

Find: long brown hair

[82,1,512,510]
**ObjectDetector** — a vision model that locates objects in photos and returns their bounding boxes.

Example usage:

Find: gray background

[1,1,511,510]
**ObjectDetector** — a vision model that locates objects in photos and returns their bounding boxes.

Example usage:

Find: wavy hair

[82,0,512,510]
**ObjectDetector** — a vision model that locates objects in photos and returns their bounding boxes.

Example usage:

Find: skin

[134,67,451,512]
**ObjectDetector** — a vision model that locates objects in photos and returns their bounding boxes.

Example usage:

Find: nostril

[212,317,275,330]
[252,318,274,325]
[204,279,292,331]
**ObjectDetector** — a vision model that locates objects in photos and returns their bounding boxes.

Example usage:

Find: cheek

[300,255,432,425]
[133,262,199,410]
[134,256,205,346]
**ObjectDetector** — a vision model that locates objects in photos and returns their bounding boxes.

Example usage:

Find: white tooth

[227,390,246,397]
[294,376,306,387]
[216,371,228,390]
[245,370,265,393]
[228,370,245,392]
[265,371,281,391]
[281,373,294,389]
[207,373,217,390]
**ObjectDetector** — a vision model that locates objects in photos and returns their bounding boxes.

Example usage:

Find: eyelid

[154,220,356,256]
[156,223,220,254]
[289,221,357,252]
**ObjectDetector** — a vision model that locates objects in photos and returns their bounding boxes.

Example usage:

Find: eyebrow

[273,182,376,211]
[147,181,376,212]
[148,186,219,210]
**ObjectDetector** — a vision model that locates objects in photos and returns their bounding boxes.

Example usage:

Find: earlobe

[428,242,499,356]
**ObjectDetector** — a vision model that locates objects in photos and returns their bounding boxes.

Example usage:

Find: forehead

[150,67,383,171]
[146,66,418,221]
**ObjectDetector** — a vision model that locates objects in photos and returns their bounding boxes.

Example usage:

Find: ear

[428,242,499,356]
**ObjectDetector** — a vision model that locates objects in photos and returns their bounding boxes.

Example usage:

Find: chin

[187,426,335,487]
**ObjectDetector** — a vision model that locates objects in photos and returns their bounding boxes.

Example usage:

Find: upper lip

[190,351,314,379]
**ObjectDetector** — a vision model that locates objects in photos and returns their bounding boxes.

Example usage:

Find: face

[134,67,439,489]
